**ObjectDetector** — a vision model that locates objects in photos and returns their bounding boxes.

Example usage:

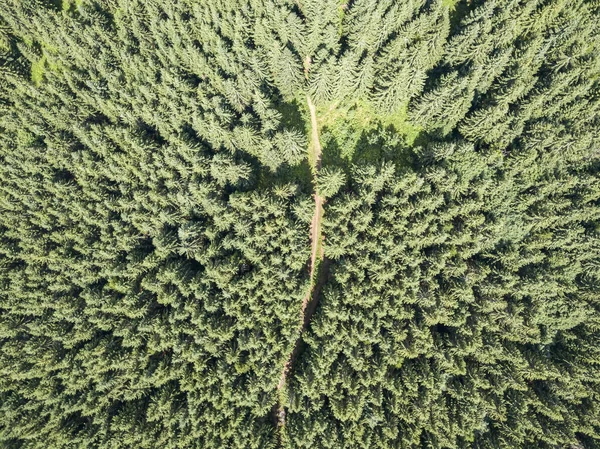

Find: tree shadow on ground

[253,98,314,194]
[256,158,314,194]
[320,121,427,176]
[276,98,308,135]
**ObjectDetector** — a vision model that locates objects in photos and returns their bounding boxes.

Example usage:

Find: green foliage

[0,0,599,448]
[0,1,312,447]
[317,167,346,198]
[29,54,45,85]
[286,138,600,448]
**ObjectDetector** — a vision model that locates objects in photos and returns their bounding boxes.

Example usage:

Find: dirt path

[306,94,325,278]
[275,93,326,429]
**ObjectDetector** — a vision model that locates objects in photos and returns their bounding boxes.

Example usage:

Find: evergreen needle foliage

[0,0,599,448]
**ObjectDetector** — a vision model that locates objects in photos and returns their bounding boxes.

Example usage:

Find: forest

[0,0,599,448]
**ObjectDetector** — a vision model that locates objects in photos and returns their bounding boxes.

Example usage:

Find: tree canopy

[1,1,599,448]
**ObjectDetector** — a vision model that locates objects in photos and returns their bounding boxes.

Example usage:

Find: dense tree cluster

[0,1,312,447]
[288,144,600,447]
[284,1,600,447]
[1,0,599,448]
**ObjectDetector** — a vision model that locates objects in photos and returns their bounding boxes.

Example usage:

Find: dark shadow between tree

[275,98,308,135]
[255,98,313,194]
[320,122,427,177]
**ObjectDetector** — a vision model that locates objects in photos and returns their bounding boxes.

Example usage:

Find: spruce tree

[1,1,599,448]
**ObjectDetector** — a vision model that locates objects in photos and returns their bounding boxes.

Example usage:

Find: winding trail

[274,93,327,430]
[306,94,325,279]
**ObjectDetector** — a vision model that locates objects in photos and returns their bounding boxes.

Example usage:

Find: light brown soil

[275,93,326,428]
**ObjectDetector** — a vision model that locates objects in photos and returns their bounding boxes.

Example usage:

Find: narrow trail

[306,94,325,281]
[274,93,328,431]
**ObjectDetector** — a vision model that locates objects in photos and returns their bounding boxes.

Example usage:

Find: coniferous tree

[0,1,599,448]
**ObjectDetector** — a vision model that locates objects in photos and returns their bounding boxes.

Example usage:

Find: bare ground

[275,93,326,429]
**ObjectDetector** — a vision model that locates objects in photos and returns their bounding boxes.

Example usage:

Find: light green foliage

[29,54,45,84]
[317,167,346,198]
[1,0,599,448]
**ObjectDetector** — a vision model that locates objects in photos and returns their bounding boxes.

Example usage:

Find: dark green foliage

[410,0,600,145]
[286,138,600,448]
[1,0,599,448]
[0,1,311,447]
[281,1,600,448]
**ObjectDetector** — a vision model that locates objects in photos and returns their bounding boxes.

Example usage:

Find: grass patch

[316,99,422,170]
[30,46,63,86]
[62,0,84,11]
[31,55,46,86]
[442,0,461,9]
[317,99,422,147]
